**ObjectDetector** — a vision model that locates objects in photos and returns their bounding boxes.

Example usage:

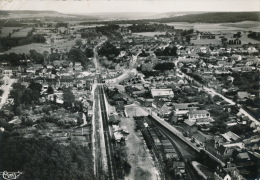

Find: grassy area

[221,21,260,28]
[12,27,32,38]
[125,104,149,117]
[191,39,222,45]
[4,38,76,54]
[0,27,23,37]
[133,32,166,37]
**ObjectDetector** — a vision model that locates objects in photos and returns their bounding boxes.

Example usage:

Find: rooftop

[189,110,209,115]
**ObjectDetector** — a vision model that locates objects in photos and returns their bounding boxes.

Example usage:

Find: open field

[0,27,23,37]
[125,104,149,117]
[222,21,260,29]
[223,32,260,44]
[166,21,260,32]
[133,32,166,37]
[4,39,76,54]
[191,39,222,45]
[12,27,32,38]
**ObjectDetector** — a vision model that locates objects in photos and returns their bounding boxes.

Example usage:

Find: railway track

[97,74,117,180]
[146,116,201,180]
[93,87,103,180]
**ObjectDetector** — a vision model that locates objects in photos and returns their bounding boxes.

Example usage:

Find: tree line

[0,30,45,51]
[0,135,95,180]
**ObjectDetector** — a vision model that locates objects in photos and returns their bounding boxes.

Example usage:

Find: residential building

[151,89,174,98]
[188,110,210,122]
[173,103,198,116]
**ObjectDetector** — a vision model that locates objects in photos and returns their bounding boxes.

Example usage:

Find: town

[0,9,260,180]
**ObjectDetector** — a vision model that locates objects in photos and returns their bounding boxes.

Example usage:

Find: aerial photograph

[0,0,259,179]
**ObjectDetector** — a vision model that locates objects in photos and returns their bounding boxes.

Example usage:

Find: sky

[0,0,259,14]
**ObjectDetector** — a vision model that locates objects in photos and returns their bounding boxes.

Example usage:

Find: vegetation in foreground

[0,135,95,180]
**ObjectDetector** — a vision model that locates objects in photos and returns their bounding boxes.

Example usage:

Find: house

[247,47,258,54]
[143,99,154,107]
[173,103,198,116]
[178,57,199,64]
[221,131,241,142]
[237,152,250,161]
[241,66,253,72]
[184,120,197,136]
[32,64,44,70]
[217,61,233,68]
[237,91,250,101]
[188,110,210,122]
[152,98,172,118]
[2,69,13,76]
[214,167,232,180]
[58,76,74,88]
[152,98,164,109]
[193,131,211,147]
[151,89,174,98]
[115,101,125,112]
[231,54,242,61]
[53,60,62,67]
[109,114,121,124]
[214,68,231,75]
[216,145,235,161]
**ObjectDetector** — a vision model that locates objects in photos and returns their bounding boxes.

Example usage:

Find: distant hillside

[0,10,101,21]
[79,11,260,25]
[1,11,259,24]
[155,12,260,23]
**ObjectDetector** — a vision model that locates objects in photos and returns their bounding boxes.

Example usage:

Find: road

[0,76,16,109]
[93,37,107,71]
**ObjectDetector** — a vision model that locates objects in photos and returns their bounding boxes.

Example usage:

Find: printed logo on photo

[0,171,22,180]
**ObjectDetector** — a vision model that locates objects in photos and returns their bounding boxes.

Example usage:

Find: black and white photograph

[0,0,259,179]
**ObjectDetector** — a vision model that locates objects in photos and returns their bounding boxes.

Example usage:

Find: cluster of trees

[228,39,241,45]
[154,62,175,71]
[114,146,132,178]
[207,104,240,134]
[98,41,123,68]
[0,52,28,66]
[55,22,68,28]
[96,25,122,39]
[72,12,259,26]
[81,25,121,39]
[0,136,94,180]
[156,12,260,23]
[129,23,174,32]
[10,82,42,109]
[233,32,241,38]
[233,72,259,92]
[184,71,206,85]
[248,31,260,41]
[81,30,101,39]
[62,88,75,108]
[0,20,24,27]
[0,33,45,51]
[105,87,127,105]
[0,49,45,66]
[138,50,149,57]
[68,46,92,67]
[154,46,177,56]
[98,41,121,60]
[29,49,44,64]
[181,29,194,43]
